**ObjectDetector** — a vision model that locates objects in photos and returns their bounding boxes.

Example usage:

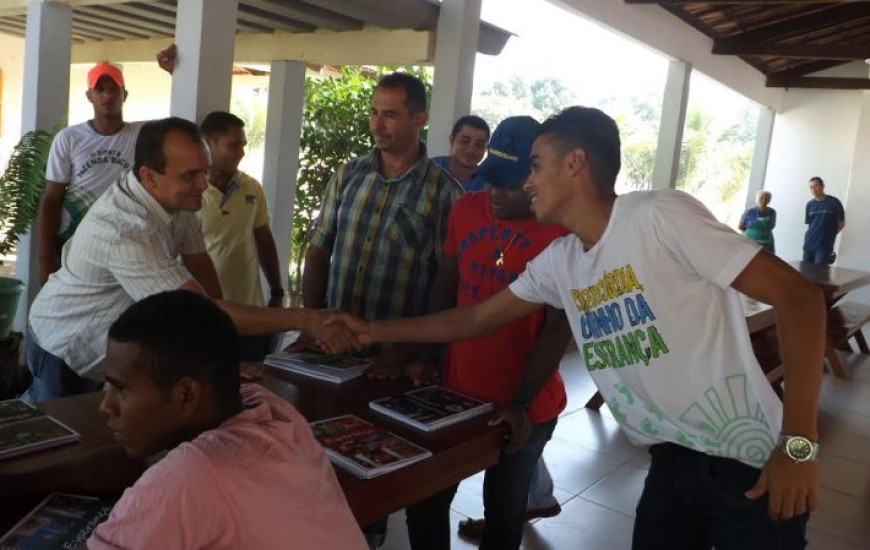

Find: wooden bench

[826,301,870,378]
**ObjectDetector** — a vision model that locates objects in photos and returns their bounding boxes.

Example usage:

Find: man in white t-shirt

[332,107,826,549]
[38,47,177,284]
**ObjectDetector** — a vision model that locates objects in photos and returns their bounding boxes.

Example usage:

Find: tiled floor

[381,345,870,549]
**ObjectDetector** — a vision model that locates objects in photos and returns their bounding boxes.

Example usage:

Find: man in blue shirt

[431,115,490,191]
[803,177,845,264]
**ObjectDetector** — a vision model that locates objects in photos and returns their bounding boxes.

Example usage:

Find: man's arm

[178,280,358,353]
[302,244,330,309]
[329,288,542,351]
[494,306,573,452]
[37,182,67,284]
[837,220,845,233]
[182,252,222,299]
[253,225,284,307]
[731,251,825,520]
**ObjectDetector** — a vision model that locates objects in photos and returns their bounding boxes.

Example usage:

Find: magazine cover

[369,386,494,432]
[0,415,80,461]
[272,351,371,371]
[310,415,431,479]
[0,493,115,550]
[0,400,43,427]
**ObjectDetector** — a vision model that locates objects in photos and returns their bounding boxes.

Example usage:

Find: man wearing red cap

[37,48,176,285]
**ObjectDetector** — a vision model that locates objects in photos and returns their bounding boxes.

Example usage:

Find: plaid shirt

[309,145,462,321]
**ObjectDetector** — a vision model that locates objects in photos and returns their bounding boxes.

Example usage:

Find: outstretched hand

[306,310,362,355]
[488,400,532,454]
[745,450,819,519]
[156,43,177,74]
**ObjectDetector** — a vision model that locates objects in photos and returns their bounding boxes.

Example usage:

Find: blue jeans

[405,418,557,550]
[527,457,558,509]
[633,443,808,550]
[22,328,101,403]
[802,248,833,265]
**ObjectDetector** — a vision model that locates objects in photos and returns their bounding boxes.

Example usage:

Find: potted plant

[0,127,58,338]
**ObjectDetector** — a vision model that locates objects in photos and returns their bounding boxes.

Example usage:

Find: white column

[836,80,870,279]
[170,0,238,123]
[744,107,775,211]
[14,1,72,331]
[261,61,305,300]
[652,60,692,190]
[428,0,481,157]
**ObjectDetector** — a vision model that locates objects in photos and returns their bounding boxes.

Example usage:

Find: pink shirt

[89,384,367,550]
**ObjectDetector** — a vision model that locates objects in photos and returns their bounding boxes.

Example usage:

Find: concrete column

[744,107,775,211]
[652,60,692,190]
[428,0,481,157]
[836,82,870,279]
[170,0,238,122]
[260,61,305,302]
[14,1,72,331]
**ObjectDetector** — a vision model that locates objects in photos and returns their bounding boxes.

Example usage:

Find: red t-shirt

[442,192,568,423]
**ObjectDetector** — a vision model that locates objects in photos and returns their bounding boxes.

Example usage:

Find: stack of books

[0,399,80,460]
[369,386,494,432]
[0,493,115,549]
[265,350,371,384]
[310,414,432,479]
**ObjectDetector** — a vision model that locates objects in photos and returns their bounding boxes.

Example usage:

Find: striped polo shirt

[29,170,204,379]
[309,145,462,322]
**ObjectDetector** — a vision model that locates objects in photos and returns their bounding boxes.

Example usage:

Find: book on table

[369,386,495,432]
[310,414,432,479]
[0,493,115,550]
[264,348,371,384]
[0,399,80,461]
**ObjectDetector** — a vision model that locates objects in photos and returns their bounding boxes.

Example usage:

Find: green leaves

[0,126,60,256]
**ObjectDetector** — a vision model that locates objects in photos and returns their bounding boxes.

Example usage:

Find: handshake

[304,310,373,355]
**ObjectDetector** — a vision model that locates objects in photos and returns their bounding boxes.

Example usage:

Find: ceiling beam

[714,3,870,46]
[715,42,870,59]
[766,75,870,89]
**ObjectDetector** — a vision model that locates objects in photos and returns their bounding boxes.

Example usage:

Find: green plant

[0,127,59,256]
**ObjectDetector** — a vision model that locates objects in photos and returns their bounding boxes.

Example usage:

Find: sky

[473,0,756,120]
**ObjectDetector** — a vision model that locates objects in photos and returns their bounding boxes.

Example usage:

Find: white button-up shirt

[29,170,205,380]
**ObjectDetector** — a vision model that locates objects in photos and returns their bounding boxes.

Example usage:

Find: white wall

[0,33,24,169]
[763,88,861,264]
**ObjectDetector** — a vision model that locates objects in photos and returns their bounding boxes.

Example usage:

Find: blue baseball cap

[473,115,540,189]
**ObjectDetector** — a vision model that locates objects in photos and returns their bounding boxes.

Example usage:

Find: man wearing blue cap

[402,116,571,550]
[332,107,824,549]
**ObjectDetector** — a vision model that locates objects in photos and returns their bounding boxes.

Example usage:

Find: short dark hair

[108,290,241,411]
[451,115,490,139]
[200,111,245,140]
[538,106,622,192]
[134,117,202,181]
[376,72,427,114]
[810,176,824,186]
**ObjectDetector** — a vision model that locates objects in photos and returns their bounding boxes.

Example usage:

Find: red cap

[87,61,124,90]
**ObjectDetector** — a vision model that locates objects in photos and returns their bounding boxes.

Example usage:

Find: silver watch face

[785,436,814,462]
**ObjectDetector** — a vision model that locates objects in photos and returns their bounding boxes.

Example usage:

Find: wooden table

[789,261,870,377]
[0,371,503,531]
[788,261,870,306]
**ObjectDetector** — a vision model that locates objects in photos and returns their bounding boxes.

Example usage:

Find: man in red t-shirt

[403,117,571,550]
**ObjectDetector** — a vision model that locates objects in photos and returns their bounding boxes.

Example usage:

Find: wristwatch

[777,434,819,463]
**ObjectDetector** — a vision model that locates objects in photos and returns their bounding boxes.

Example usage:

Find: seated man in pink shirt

[88,290,367,550]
